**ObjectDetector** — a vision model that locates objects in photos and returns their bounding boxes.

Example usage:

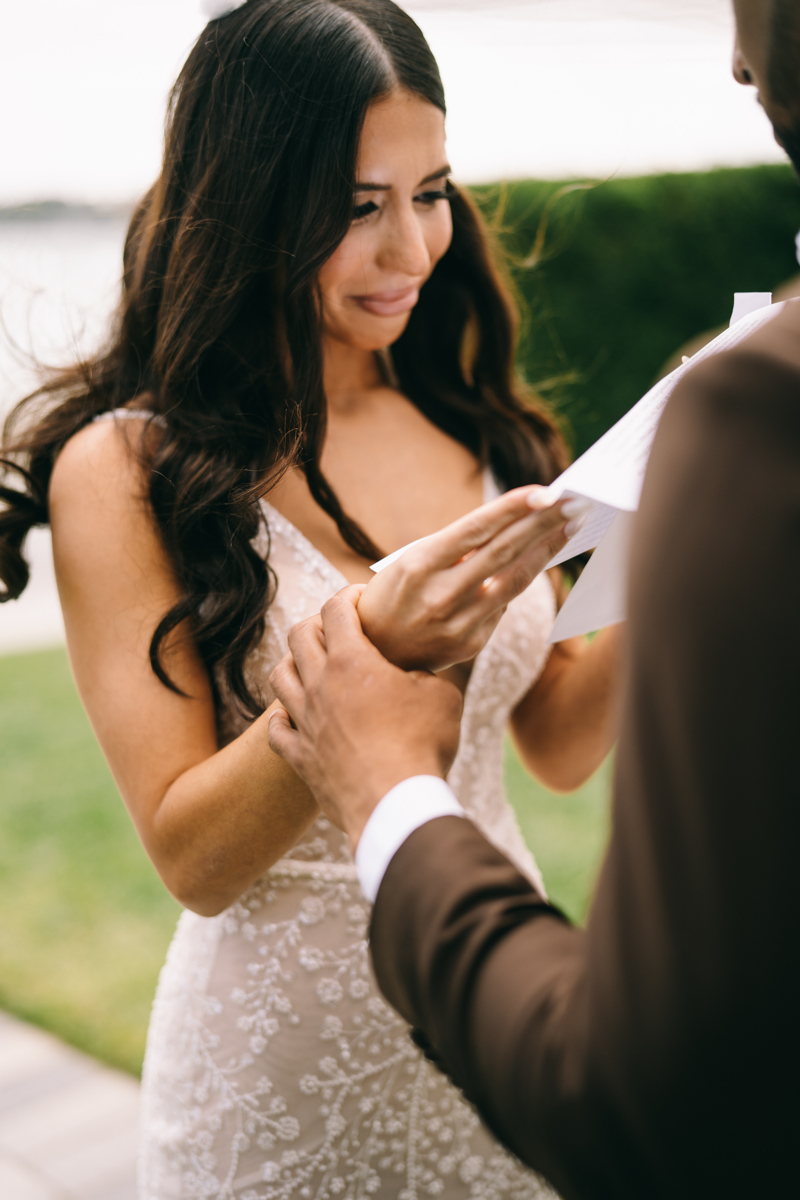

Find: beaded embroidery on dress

[139,474,558,1200]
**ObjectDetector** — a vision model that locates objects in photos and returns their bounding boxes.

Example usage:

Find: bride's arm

[510,624,624,793]
[50,420,318,918]
[356,486,622,790]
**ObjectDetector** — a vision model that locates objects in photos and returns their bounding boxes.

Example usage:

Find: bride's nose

[375,200,431,280]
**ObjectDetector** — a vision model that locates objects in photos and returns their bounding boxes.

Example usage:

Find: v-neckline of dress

[260,466,499,592]
[260,467,500,716]
[259,498,351,593]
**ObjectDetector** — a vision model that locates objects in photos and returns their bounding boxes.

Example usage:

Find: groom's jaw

[768,0,800,176]
[768,0,800,104]
[734,0,800,179]
[772,119,800,179]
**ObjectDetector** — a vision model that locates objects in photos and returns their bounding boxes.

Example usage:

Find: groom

[269,3,800,1197]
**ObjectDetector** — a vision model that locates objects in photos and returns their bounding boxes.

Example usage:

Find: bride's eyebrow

[418,165,451,186]
[353,164,452,191]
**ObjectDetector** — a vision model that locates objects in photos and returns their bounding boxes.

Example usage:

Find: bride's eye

[352,200,379,222]
[415,181,454,206]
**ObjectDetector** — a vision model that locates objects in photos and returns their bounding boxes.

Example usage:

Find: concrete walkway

[0,1012,139,1200]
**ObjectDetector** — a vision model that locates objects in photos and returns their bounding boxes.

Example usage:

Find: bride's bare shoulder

[49,407,156,517]
[49,404,179,622]
[48,407,170,590]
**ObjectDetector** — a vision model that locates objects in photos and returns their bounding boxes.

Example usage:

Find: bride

[0,1,620,1196]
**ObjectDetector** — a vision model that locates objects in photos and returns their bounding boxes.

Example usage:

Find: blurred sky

[0,0,786,205]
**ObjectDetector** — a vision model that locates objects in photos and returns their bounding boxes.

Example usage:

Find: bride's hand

[356,485,588,673]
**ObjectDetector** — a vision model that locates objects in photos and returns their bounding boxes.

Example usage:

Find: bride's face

[317,88,453,353]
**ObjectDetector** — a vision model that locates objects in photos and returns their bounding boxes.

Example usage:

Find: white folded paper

[545,294,779,641]
[372,294,783,644]
[546,510,636,643]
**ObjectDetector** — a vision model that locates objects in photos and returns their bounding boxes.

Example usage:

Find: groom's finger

[287,614,327,687]
[267,705,301,765]
[321,588,388,665]
[287,586,366,685]
[269,652,306,723]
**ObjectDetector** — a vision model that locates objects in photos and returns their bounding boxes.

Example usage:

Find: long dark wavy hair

[0,0,568,719]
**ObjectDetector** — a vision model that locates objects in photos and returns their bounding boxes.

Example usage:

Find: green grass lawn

[0,647,182,1075]
[0,646,611,1076]
[506,745,611,924]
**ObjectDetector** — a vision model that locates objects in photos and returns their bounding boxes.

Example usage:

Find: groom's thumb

[268,704,298,763]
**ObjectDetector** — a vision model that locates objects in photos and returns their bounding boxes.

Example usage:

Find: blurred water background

[0,211,128,650]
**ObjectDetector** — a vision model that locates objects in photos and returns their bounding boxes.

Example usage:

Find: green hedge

[5,169,797,460]
[474,164,800,456]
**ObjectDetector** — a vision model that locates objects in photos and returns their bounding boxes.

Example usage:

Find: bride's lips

[352,286,420,317]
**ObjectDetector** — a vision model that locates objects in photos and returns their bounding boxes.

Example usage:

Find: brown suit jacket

[370,301,800,1200]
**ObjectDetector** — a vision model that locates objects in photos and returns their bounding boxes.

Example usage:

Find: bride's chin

[336,315,413,353]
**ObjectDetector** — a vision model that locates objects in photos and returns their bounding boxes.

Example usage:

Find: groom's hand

[267,586,463,850]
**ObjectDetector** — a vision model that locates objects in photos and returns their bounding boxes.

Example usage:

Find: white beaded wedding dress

[138,473,558,1200]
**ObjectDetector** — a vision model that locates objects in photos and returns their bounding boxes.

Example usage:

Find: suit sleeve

[370,347,800,1200]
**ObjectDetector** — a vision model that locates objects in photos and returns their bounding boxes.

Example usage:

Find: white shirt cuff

[355,776,466,904]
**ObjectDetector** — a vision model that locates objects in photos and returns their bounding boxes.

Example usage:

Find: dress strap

[93,408,166,427]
